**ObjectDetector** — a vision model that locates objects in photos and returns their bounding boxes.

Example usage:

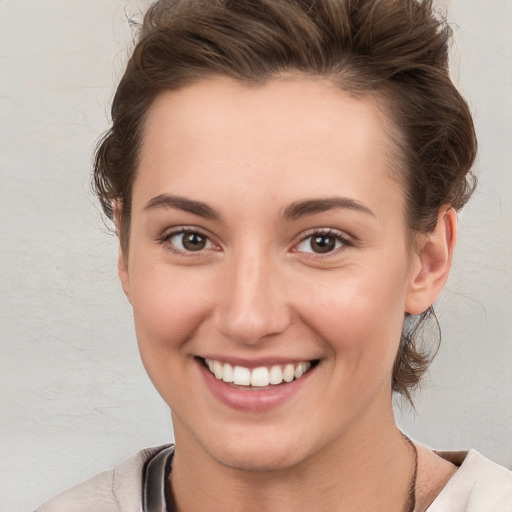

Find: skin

[118,77,457,511]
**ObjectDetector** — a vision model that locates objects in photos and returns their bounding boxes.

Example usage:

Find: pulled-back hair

[93,0,477,400]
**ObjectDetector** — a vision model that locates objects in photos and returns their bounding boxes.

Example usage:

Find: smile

[204,359,313,387]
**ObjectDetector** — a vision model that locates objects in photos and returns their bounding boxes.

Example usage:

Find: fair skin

[118,77,457,511]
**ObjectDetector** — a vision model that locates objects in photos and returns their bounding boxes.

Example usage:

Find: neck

[169,400,416,512]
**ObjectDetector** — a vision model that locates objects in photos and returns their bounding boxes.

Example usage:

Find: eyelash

[159,226,353,258]
[158,227,218,256]
[292,228,353,256]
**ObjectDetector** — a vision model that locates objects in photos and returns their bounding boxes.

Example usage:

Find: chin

[195,426,311,473]
[209,444,304,473]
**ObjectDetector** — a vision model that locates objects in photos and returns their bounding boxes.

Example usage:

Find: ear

[114,205,132,304]
[118,246,132,304]
[405,206,457,315]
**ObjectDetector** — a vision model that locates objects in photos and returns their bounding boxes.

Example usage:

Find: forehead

[142,76,392,153]
[135,77,403,215]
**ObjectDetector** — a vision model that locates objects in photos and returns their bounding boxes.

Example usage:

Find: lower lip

[198,360,314,412]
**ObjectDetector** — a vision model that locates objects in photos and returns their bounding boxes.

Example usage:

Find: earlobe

[405,206,457,315]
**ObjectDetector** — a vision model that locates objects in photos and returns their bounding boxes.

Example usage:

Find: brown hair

[93,0,477,400]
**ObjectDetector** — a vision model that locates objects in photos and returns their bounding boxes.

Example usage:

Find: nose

[214,248,291,345]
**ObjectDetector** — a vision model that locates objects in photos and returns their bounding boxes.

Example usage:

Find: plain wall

[0,1,510,511]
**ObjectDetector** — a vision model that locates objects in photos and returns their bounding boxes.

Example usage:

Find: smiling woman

[35,0,512,511]
[123,79,424,476]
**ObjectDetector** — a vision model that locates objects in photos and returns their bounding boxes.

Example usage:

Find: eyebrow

[144,194,220,220]
[282,197,375,220]
[143,194,374,221]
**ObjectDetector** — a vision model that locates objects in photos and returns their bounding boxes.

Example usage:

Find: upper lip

[196,355,319,369]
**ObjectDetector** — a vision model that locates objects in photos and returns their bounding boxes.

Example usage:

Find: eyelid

[158,226,221,256]
[291,228,354,255]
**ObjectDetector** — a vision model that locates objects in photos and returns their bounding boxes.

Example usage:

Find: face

[120,77,431,472]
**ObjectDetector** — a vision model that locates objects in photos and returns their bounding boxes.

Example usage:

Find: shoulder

[428,449,512,512]
[35,445,171,512]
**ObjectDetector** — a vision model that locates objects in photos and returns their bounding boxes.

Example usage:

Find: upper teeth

[205,359,312,387]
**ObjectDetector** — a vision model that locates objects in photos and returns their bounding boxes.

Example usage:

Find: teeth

[269,365,283,385]
[222,363,234,383]
[251,367,269,387]
[283,364,295,383]
[204,359,312,387]
[295,362,309,379]
[233,366,251,386]
[213,360,223,379]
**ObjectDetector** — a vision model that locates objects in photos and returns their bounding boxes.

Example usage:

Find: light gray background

[1,1,511,511]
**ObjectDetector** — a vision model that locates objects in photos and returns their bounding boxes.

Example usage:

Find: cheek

[129,264,214,357]
[296,264,408,371]
[127,264,219,410]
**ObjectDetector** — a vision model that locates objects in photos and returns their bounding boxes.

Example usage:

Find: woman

[37,0,512,510]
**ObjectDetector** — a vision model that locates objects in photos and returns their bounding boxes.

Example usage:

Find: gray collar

[143,445,175,512]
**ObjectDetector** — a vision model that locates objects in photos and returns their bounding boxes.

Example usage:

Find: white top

[36,446,512,512]
[427,449,512,511]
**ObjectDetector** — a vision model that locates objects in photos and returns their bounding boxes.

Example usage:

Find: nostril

[214,305,292,346]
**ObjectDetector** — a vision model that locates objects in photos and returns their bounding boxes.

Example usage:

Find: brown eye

[182,232,207,251]
[295,231,345,255]
[168,230,211,252]
[310,235,336,253]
